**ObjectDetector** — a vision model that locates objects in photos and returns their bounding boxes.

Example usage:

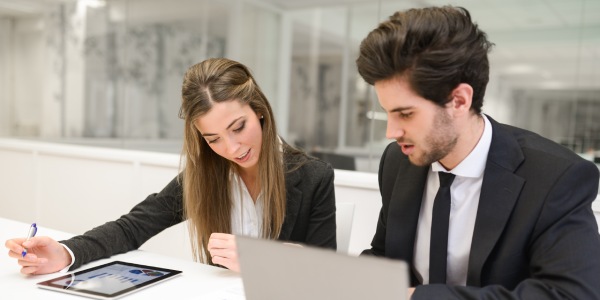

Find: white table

[0,217,245,299]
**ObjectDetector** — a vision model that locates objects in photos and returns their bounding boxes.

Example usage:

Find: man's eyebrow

[201,116,244,137]
[389,106,413,113]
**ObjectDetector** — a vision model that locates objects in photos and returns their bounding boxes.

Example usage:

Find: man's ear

[448,83,474,115]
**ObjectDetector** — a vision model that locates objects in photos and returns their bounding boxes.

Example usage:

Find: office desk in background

[0,217,244,299]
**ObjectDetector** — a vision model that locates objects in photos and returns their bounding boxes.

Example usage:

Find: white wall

[2,139,598,261]
[0,139,190,259]
[0,139,380,260]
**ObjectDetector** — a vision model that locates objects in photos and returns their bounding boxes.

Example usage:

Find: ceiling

[1,0,599,91]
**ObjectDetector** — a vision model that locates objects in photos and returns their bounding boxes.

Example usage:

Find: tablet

[37,261,182,299]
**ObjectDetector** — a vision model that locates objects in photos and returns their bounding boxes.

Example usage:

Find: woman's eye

[207,137,219,144]
[233,122,245,133]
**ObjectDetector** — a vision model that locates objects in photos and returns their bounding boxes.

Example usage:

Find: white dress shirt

[414,114,492,285]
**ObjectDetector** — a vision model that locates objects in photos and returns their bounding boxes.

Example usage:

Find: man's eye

[399,112,412,119]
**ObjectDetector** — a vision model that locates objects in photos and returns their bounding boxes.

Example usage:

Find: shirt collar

[431,114,492,178]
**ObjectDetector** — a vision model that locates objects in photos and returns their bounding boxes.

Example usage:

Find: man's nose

[385,121,404,140]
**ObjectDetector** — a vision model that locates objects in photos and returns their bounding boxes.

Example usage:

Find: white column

[304,8,321,148]
[337,7,350,150]
[41,4,67,137]
[225,0,243,62]
[0,18,13,135]
[483,70,512,124]
[276,12,292,139]
[13,18,44,136]
[63,1,88,137]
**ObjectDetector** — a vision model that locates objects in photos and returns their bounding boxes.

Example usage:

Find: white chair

[336,202,355,254]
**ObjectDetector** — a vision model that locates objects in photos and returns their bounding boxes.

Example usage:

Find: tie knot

[438,172,455,188]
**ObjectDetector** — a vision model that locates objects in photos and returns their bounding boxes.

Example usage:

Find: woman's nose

[225,136,241,155]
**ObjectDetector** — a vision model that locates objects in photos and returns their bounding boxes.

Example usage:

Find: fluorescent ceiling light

[503,64,536,75]
[540,80,567,89]
[82,0,106,8]
[366,111,387,121]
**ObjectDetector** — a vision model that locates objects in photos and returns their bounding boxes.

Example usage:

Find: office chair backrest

[336,202,355,254]
[311,151,356,171]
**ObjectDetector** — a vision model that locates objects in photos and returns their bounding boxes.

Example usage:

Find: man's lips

[398,143,415,155]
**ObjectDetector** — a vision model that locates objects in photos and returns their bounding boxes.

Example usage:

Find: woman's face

[194,100,263,173]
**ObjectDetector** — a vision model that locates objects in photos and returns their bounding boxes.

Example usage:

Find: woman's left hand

[207,233,240,272]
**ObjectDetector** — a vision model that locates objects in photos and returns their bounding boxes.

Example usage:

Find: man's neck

[439,114,485,170]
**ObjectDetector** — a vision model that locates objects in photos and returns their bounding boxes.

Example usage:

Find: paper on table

[195,278,246,300]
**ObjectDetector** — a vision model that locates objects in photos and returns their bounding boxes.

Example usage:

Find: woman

[5,58,336,274]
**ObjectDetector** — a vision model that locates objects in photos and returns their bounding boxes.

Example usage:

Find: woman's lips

[236,149,251,162]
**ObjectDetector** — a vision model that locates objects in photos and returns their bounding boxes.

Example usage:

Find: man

[357,6,600,299]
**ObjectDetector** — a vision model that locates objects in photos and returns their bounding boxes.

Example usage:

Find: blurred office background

[0,0,599,172]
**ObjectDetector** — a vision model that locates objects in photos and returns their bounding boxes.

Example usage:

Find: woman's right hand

[5,236,72,275]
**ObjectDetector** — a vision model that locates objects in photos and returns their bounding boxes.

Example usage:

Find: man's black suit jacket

[363,116,600,299]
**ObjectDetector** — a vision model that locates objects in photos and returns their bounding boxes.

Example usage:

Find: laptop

[236,236,409,300]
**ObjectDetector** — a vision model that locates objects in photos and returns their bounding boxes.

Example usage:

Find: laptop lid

[236,236,409,300]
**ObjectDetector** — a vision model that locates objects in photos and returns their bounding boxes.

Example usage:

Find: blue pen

[22,223,37,257]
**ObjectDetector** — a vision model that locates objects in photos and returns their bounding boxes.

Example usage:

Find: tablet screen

[37,261,182,299]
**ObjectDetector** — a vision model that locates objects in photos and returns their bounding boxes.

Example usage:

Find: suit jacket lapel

[467,116,525,286]
[279,165,302,240]
[387,157,428,283]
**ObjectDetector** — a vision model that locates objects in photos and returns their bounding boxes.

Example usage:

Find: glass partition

[0,0,598,172]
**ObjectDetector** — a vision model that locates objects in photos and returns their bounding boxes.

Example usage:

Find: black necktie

[429,172,456,284]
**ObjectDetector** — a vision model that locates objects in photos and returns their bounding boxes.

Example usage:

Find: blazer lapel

[279,166,302,240]
[467,116,525,286]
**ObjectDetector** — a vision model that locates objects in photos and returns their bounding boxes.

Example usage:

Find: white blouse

[230,172,263,238]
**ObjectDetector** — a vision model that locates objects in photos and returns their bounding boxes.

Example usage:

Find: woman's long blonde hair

[179,58,286,264]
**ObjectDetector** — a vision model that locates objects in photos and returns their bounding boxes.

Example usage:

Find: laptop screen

[237,236,409,300]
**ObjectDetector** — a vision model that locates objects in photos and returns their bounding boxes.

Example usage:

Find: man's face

[375,77,458,167]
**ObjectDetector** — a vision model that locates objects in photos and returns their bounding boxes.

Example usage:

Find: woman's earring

[260,115,264,119]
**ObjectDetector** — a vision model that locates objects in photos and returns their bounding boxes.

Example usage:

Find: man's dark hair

[356,6,493,113]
